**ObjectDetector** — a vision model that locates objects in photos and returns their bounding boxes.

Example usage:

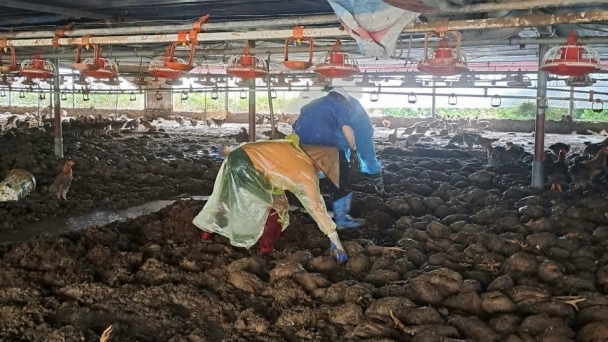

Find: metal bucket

[0,169,36,202]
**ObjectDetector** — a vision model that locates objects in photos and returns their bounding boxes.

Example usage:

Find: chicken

[388,128,398,144]
[190,118,199,127]
[230,127,249,143]
[548,148,568,192]
[6,115,18,126]
[504,142,525,164]
[211,118,227,128]
[449,133,479,148]
[581,138,608,157]
[474,120,491,131]
[405,133,424,148]
[381,117,391,129]
[400,125,416,136]
[548,142,570,157]
[477,136,499,147]
[255,115,268,126]
[175,116,186,126]
[568,147,608,190]
[49,160,75,200]
[262,126,287,139]
[414,125,430,135]
[205,118,213,127]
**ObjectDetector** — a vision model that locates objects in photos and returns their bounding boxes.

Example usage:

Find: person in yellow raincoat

[192,135,349,262]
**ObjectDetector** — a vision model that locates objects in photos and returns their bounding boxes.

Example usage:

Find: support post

[248,40,256,142]
[568,86,575,118]
[265,54,275,139]
[531,45,549,189]
[52,58,63,158]
[431,81,436,120]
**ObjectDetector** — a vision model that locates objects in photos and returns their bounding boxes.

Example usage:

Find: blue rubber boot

[333,193,365,230]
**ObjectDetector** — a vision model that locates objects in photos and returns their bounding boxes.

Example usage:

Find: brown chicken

[477,135,499,147]
[211,118,227,128]
[400,125,416,136]
[405,133,424,148]
[548,148,568,192]
[190,118,199,127]
[262,126,287,139]
[381,117,391,129]
[581,138,608,157]
[49,160,75,200]
[548,142,570,157]
[230,127,249,143]
[568,147,608,190]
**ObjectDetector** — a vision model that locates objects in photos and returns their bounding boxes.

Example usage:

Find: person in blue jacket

[336,95,387,196]
[293,87,364,230]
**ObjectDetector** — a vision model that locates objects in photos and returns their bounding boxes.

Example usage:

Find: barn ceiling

[1,0,608,76]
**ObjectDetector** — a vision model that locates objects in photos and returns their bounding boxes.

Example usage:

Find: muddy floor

[2,117,608,341]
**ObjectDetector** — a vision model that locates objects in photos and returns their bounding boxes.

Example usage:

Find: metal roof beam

[0,0,131,22]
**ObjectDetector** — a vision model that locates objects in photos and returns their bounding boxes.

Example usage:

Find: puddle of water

[1,196,210,244]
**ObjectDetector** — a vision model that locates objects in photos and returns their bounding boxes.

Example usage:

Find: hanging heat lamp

[400,73,421,88]
[418,31,469,77]
[226,42,268,79]
[565,74,596,87]
[506,69,532,87]
[540,30,601,77]
[130,92,136,101]
[211,86,219,100]
[355,72,375,87]
[240,89,248,99]
[592,99,603,113]
[491,94,501,108]
[314,40,359,78]
[272,72,291,87]
[302,82,310,99]
[283,27,314,70]
[0,47,18,74]
[448,94,457,106]
[155,91,163,101]
[408,93,417,104]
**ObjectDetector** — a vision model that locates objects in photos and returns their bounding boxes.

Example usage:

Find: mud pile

[0,128,219,233]
[2,140,608,341]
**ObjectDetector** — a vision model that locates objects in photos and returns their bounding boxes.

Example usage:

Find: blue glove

[328,232,348,263]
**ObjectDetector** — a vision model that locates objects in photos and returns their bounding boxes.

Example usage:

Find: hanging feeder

[355,72,375,87]
[148,56,184,82]
[314,40,359,78]
[61,92,68,101]
[540,30,601,76]
[565,74,596,87]
[239,89,247,99]
[163,35,197,72]
[448,93,458,105]
[38,92,46,100]
[82,92,90,101]
[72,37,97,72]
[130,92,136,101]
[592,99,603,113]
[0,90,6,98]
[400,74,422,88]
[418,31,469,77]
[408,93,417,104]
[270,89,278,99]
[211,86,219,100]
[506,69,532,87]
[272,72,291,87]
[302,82,310,99]
[0,47,18,74]
[155,91,163,101]
[19,90,25,99]
[181,90,189,101]
[226,42,268,79]
[283,27,314,70]
[80,46,119,80]
[19,54,56,79]
[491,94,501,108]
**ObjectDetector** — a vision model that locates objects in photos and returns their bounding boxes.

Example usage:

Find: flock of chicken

[545,139,608,192]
